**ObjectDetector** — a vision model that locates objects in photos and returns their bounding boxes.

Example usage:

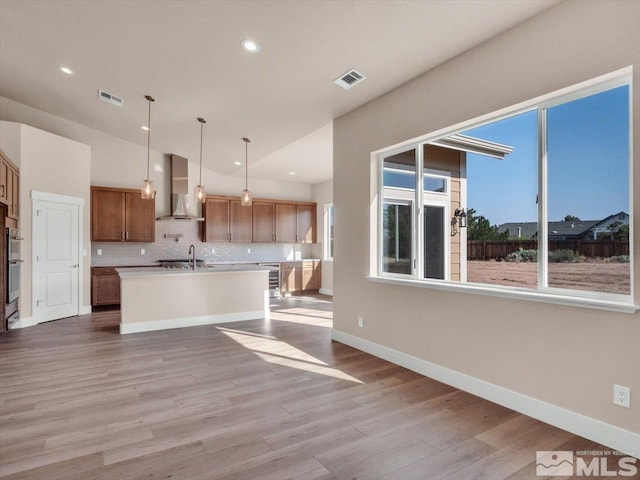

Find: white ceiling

[0,0,558,185]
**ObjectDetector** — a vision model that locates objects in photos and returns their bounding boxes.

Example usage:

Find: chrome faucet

[188,244,196,270]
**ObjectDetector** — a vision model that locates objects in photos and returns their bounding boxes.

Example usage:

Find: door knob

[70,264,79,268]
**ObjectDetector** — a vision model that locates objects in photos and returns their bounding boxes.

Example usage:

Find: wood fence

[467,239,629,260]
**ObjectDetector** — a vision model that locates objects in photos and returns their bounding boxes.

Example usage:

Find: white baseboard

[331,329,640,459]
[319,288,333,296]
[79,305,92,315]
[10,316,37,329]
[120,310,266,335]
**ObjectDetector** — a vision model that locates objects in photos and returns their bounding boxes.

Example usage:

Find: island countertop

[116,264,272,277]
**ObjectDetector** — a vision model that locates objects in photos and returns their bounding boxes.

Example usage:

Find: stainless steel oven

[7,227,23,304]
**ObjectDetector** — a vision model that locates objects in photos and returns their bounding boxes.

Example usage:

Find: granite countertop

[117,264,273,277]
[94,259,321,268]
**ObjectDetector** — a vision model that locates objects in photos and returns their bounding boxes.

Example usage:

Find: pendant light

[194,117,206,203]
[240,137,252,206]
[141,95,156,199]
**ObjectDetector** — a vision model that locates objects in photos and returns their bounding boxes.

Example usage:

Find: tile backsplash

[92,220,323,266]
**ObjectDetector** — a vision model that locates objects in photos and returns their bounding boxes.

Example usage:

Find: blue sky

[462,85,629,226]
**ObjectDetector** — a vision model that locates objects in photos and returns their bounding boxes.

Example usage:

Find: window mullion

[416,146,424,278]
[538,107,548,290]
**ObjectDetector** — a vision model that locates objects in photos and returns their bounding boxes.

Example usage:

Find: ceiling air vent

[98,90,124,107]
[334,69,366,90]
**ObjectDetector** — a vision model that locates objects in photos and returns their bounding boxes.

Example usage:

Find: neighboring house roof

[497,212,629,239]
[497,222,539,238]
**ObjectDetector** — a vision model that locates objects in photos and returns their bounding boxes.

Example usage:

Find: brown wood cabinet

[296,205,316,243]
[91,267,121,306]
[252,201,276,243]
[229,200,252,242]
[302,260,321,290]
[202,197,253,243]
[275,204,297,243]
[0,149,19,220]
[202,197,231,242]
[203,195,316,244]
[280,260,321,294]
[280,262,302,293]
[91,186,155,242]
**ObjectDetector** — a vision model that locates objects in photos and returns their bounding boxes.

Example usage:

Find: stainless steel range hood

[157,154,205,221]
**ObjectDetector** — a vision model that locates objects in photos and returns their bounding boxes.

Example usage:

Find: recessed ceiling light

[289,172,296,176]
[241,39,260,53]
[234,161,242,166]
[141,126,149,131]
[59,66,74,75]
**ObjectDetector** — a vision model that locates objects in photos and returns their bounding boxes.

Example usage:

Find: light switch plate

[97,249,102,255]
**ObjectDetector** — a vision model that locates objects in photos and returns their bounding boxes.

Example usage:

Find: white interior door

[33,200,80,322]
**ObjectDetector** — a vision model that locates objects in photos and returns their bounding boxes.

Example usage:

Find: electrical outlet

[247,248,251,254]
[97,249,102,256]
[211,248,215,254]
[141,248,146,255]
[614,384,631,408]
[357,316,364,328]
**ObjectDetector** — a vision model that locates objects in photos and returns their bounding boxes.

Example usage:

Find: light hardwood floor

[0,295,619,479]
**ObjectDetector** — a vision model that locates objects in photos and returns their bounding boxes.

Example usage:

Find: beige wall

[333,0,639,436]
[312,179,333,293]
[0,122,92,319]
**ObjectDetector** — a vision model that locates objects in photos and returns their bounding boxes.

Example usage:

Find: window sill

[367,275,638,314]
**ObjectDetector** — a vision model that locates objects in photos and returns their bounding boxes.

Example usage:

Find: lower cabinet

[91,267,121,306]
[302,261,321,290]
[280,261,321,294]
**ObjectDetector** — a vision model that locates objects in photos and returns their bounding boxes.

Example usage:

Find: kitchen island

[117,265,270,334]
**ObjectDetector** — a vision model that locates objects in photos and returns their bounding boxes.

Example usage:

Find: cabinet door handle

[122,231,125,240]
[125,231,129,240]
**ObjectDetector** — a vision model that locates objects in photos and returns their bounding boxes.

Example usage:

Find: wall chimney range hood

[157,154,205,221]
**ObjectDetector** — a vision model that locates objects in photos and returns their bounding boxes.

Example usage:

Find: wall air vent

[98,90,124,107]
[334,69,366,90]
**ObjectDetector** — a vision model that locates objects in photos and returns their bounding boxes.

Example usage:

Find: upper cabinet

[203,195,316,244]
[202,197,230,242]
[252,201,276,243]
[296,204,316,243]
[0,149,19,220]
[275,204,297,243]
[202,197,253,243]
[91,186,155,242]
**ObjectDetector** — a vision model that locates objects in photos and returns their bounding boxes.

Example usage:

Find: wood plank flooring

[0,295,622,479]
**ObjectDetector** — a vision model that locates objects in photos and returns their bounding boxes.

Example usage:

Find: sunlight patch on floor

[217,327,362,384]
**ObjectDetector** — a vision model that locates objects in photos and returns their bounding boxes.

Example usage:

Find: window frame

[324,203,334,261]
[370,67,635,312]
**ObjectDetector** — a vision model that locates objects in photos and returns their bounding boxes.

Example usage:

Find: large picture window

[375,72,632,305]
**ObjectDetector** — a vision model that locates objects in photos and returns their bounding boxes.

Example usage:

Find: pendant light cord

[145,95,155,180]
[243,137,250,190]
[199,119,204,185]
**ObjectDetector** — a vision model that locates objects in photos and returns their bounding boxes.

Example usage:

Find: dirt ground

[467,260,630,295]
